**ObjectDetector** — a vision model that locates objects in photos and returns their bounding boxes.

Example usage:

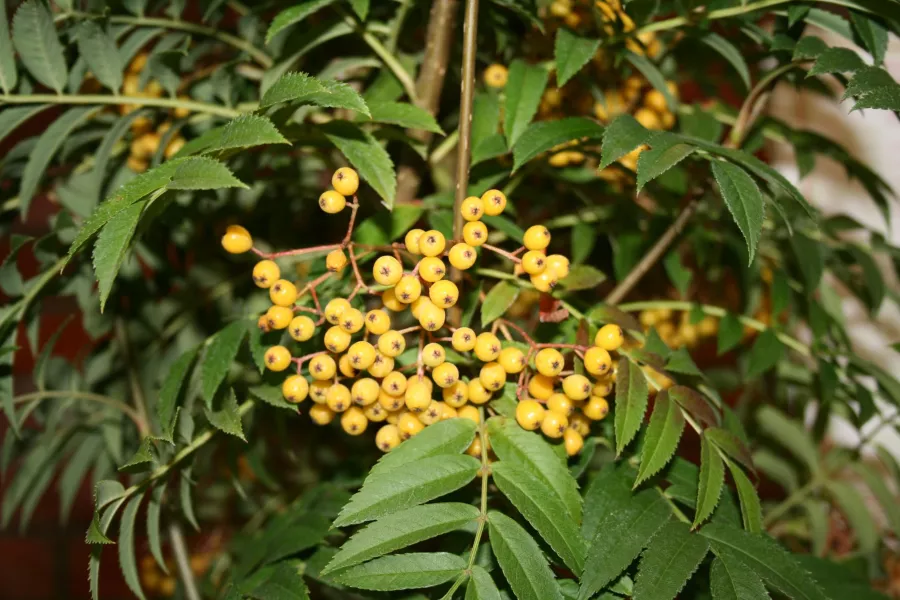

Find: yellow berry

[347,341,377,370]
[441,403,459,420]
[309,380,330,403]
[221,225,252,254]
[282,375,309,403]
[466,436,485,457]
[351,378,380,406]
[373,256,403,286]
[264,346,291,371]
[365,403,389,423]
[569,412,591,436]
[381,288,405,311]
[460,196,486,221]
[265,306,293,330]
[418,400,444,425]
[429,280,459,308]
[595,324,625,351]
[530,271,558,293]
[376,424,402,451]
[432,362,460,388]
[341,406,368,435]
[405,380,432,412]
[288,315,316,341]
[418,302,446,331]
[545,254,570,279]
[480,189,507,216]
[382,371,408,396]
[309,354,337,380]
[393,275,422,304]
[418,257,446,282]
[583,346,612,376]
[324,326,352,353]
[443,381,469,407]
[468,378,493,404]
[583,396,609,420]
[407,374,433,393]
[535,348,565,376]
[463,221,488,247]
[309,404,335,425]
[521,250,547,275]
[365,309,391,335]
[409,296,431,320]
[378,330,406,357]
[419,230,446,257]
[252,260,280,288]
[326,249,348,273]
[644,88,668,113]
[562,374,592,401]
[319,190,346,214]
[379,389,405,411]
[484,63,509,88]
[548,392,575,416]
[448,243,477,270]
[541,411,568,438]
[528,374,556,400]
[269,279,298,306]
[257,315,271,332]
[498,347,527,374]
[368,352,394,377]
[564,428,584,455]
[458,405,481,423]
[474,332,501,362]
[592,379,614,397]
[339,308,364,333]
[324,298,351,325]
[332,167,359,196]
[523,225,551,251]
[516,399,546,431]
[479,361,507,391]
[452,327,477,352]
[405,229,425,254]
[326,383,351,412]
[339,353,360,378]
[634,107,661,130]
[398,412,425,439]
[422,343,446,368]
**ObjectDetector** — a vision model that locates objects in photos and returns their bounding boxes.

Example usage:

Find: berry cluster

[223,169,612,457]
[640,308,719,349]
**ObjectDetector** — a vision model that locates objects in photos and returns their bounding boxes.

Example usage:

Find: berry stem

[495,318,536,346]
[396,325,422,335]
[416,330,426,379]
[341,200,360,247]
[482,243,522,264]
[253,243,342,259]
[293,351,328,374]
[347,245,372,295]
[292,305,320,316]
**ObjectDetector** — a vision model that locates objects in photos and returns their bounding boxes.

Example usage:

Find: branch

[168,522,202,600]
[0,93,242,119]
[453,0,479,242]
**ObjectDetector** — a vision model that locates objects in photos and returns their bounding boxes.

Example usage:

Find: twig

[169,522,202,600]
[0,93,242,119]
[453,0,479,242]
[341,200,360,247]
[482,243,522,264]
[252,243,341,260]
[13,391,143,429]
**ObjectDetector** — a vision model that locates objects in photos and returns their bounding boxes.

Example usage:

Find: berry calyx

[332,167,359,196]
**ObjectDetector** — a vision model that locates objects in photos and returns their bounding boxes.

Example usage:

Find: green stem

[341,14,418,103]
[116,319,151,437]
[13,390,142,426]
[0,93,241,118]
[386,0,413,53]
[636,0,793,35]
[762,478,821,527]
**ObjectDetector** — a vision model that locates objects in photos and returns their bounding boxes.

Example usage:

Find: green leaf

[118,494,146,600]
[201,320,248,404]
[850,13,887,65]
[512,117,604,171]
[599,115,653,170]
[348,0,369,19]
[260,71,370,115]
[324,503,479,573]
[322,120,396,208]
[472,92,501,151]
[86,512,114,545]
[579,489,672,600]
[745,329,783,379]
[333,552,465,591]
[582,463,633,540]
[558,265,606,290]
[793,36,828,60]
[694,435,725,529]
[717,314,743,355]
[367,101,443,134]
[669,385,717,427]
[472,132,508,165]
[354,204,423,245]
[665,347,702,376]
[243,561,310,599]
[492,461,587,573]
[202,114,290,153]
[726,460,761,533]
[710,161,764,265]
[825,480,878,553]
[700,33,750,90]
[118,438,155,473]
[466,564,502,600]
[266,0,339,43]
[488,510,564,600]
[481,281,519,327]
[705,428,754,473]
[701,521,829,600]
[168,156,248,190]
[755,406,819,474]
[205,390,247,441]
[93,198,147,312]
[76,21,124,92]
[488,418,582,522]
[625,52,676,112]
[157,347,198,441]
[0,0,17,93]
[504,60,549,147]
[334,454,479,527]
[809,47,866,76]
[571,222,594,264]
[843,66,895,100]
[555,29,600,87]
[60,437,104,522]
[12,0,67,93]
[663,252,692,298]
[634,521,709,600]
[853,462,900,537]
[614,357,649,455]
[370,417,477,477]
[709,555,770,600]
[635,391,685,486]
[146,484,168,574]
[248,384,299,412]
[636,133,695,192]
[20,107,96,216]
[0,105,49,147]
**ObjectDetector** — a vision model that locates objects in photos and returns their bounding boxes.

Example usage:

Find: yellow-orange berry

[521,250,547,275]
[463,221,488,247]
[562,374,592,401]
[458,405,481,423]
[410,295,431,319]
[394,275,422,304]
[309,354,337,380]
[547,392,574,416]
[405,380,432,412]
[376,424,401,451]
[498,347,527,374]
[466,436,485,457]
[468,378,493,404]
[365,403,388,423]
[319,190,346,214]
[264,346,291,371]
[418,257,446,283]
[484,64,509,88]
[324,326,352,353]
[221,225,252,253]
[341,406,368,435]
[379,389,404,411]
[381,287,405,311]
[441,403,459,420]
[339,354,360,378]
[405,229,425,255]
[365,309,391,335]
[309,404,335,425]
[523,225,551,251]
[266,306,293,330]
[474,332,501,362]
[269,279,298,306]
[418,302,446,331]
[545,254,570,279]
[373,256,403,286]
[418,400,443,425]
[332,167,359,196]
[479,361,507,391]
[347,341,377,370]
[339,308,365,333]
[309,380,330,403]
[595,324,625,351]
[592,379,614,397]
[443,381,468,407]
[528,374,556,400]
[378,330,406,357]
[368,352,394,378]
[481,189,507,216]
[535,348,565,376]
[569,412,591,436]
[433,362,460,388]
[398,412,425,439]
[583,346,612,376]
[564,428,584,455]
[448,243,477,270]
[288,315,316,341]
[516,399,546,431]
[452,327,476,352]
[583,396,609,420]
[382,371,408,396]
[419,230,446,257]
[324,298,351,324]
[282,375,309,403]
[326,249,348,273]
[351,378,380,406]
[541,411,568,438]
[460,196,485,221]
[326,383,351,412]
[422,343,446,368]
[257,315,271,332]
[429,280,459,308]
[252,260,280,288]
[530,271,558,293]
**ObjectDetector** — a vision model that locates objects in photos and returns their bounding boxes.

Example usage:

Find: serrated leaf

[756,406,819,473]
[809,47,866,76]
[348,0,369,19]
[710,555,770,600]
[86,512,114,544]
[201,320,248,404]
[472,132,508,165]
[669,385,717,427]
[146,484,168,574]
[745,328,783,379]
[354,204,423,244]
[634,521,709,600]
[324,503,479,573]
[118,494,146,600]
[76,21,124,92]
[589,304,643,333]
[694,435,725,529]
[710,160,764,265]
[260,71,370,115]
[825,480,878,553]
[716,313,743,355]
[367,101,443,134]
[850,13,887,65]
[555,29,600,87]
[853,462,900,536]
[203,114,290,154]
[322,120,396,208]
[512,117,604,171]
[579,489,672,600]
[333,552,465,591]
[466,564,502,600]
[600,115,653,170]
[0,0,17,93]
[481,281,519,326]
[504,60,549,147]
[705,428,754,473]
[793,36,827,60]
[489,511,563,600]
[0,105,49,148]
[492,461,587,573]
[118,437,155,473]
[12,0,67,93]
[266,0,339,43]
[637,133,695,192]
[243,561,310,599]
[472,92,501,151]
[488,418,582,522]
[626,52,676,112]
[701,33,750,90]
[726,460,761,533]
[168,156,247,190]
[334,454,479,527]
[96,480,126,510]
[665,347,702,377]
[60,437,103,522]
[93,198,148,312]
[844,66,895,100]
[635,391,685,486]
[370,417,476,477]
[157,347,197,441]
[205,390,247,441]
[615,357,649,455]
[248,385,300,412]
[558,265,606,290]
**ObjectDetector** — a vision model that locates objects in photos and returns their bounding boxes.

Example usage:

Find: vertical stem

[168,522,202,600]
[115,319,150,437]
[454,0,479,241]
